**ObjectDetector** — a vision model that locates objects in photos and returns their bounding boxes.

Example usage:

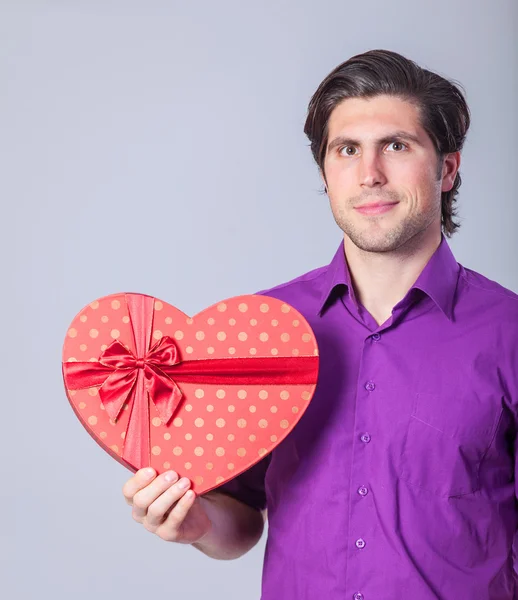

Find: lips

[356,201,398,209]
[354,202,399,215]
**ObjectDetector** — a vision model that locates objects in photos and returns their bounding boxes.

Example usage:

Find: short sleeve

[216,454,271,511]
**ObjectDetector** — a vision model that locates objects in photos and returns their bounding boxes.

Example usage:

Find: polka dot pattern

[62,292,318,496]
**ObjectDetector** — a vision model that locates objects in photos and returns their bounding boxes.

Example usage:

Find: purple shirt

[219,234,518,600]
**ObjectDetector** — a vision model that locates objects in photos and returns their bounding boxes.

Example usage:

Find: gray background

[2,1,516,599]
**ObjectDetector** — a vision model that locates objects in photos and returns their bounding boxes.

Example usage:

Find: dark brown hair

[304,49,471,237]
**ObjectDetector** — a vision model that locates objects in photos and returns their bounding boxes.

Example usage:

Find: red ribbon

[63,294,319,469]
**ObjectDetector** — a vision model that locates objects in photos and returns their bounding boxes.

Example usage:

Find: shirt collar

[316,241,355,316]
[317,233,460,321]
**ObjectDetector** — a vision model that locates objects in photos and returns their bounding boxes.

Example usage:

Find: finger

[132,470,180,521]
[145,477,192,528]
[156,488,197,540]
[122,468,156,505]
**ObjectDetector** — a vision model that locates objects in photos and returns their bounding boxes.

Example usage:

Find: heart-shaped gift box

[62,293,319,495]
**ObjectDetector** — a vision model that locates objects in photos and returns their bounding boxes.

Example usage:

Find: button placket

[349,334,382,599]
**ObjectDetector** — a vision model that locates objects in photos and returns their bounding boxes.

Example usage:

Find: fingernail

[178,477,190,489]
[164,471,178,483]
[143,467,155,478]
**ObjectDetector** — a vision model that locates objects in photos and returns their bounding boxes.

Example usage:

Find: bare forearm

[191,491,266,560]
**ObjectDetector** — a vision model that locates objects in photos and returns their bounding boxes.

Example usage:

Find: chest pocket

[399,392,503,497]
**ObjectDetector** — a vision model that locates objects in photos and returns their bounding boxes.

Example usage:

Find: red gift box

[62,293,319,495]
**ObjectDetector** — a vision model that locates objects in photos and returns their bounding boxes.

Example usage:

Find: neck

[343,226,442,326]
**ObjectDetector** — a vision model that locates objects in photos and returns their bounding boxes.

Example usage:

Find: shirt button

[353,593,364,600]
[365,381,376,392]
[358,486,368,496]
[371,333,381,341]
[355,538,366,549]
[360,433,371,443]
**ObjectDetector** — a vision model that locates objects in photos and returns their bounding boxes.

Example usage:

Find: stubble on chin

[332,205,437,254]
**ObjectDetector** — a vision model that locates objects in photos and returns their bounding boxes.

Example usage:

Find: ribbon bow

[95,336,182,424]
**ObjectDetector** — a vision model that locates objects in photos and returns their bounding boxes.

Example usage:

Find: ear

[441,151,461,193]
[319,168,328,190]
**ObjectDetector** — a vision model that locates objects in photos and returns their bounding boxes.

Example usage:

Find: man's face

[322,94,458,253]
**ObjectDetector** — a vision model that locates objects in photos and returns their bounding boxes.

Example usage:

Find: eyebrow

[327,131,423,152]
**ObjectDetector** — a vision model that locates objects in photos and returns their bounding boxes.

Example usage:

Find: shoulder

[459,264,518,306]
[458,264,518,328]
[251,265,336,322]
[256,264,328,296]
[252,264,329,315]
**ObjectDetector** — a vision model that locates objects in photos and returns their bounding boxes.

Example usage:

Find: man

[122,49,518,599]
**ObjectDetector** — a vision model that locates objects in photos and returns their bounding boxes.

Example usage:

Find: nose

[359,151,387,188]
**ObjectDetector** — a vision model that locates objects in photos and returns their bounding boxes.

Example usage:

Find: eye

[387,141,407,152]
[339,145,358,156]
